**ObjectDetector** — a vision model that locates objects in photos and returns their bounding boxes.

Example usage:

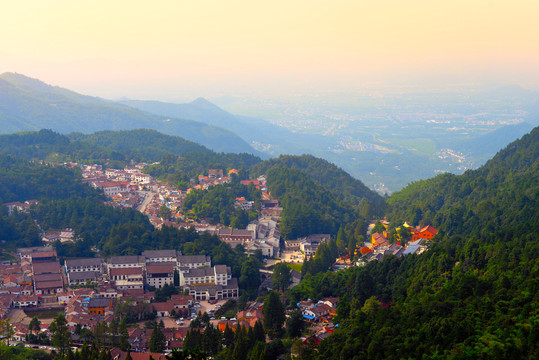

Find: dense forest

[286,127,539,359]
[68,129,209,162]
[182,182,261,226]
[0,129,210,165]
[266,167,359,239]
[144,151,261,190]
[0,130,384,240]
[251,154,385,211]
[386,126,538,237]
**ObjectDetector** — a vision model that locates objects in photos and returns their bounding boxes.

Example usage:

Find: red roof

[240,179,259,186]
[110,267,143,276]
[420,225,438,235]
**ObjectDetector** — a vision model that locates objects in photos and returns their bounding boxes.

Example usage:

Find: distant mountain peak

[0,72,54,92]
[190,97,223,111]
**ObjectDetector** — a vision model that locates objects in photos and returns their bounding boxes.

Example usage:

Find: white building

[146,264,174,289]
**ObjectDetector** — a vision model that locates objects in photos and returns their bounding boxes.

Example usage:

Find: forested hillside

[386,126,539,237]
[69,129,209,160]
[266,167,358,239]
[144,151,262,190]
[251,154,384,209]
[289,127,539,359]
[0,129,260,178]
[0,73,256,154]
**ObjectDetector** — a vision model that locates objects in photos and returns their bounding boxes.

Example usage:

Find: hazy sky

[1,0,538,100]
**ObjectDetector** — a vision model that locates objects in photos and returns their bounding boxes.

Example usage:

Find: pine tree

[29,316,41,334]
[263,291,285,339]
[223,324,235,348]
[253,320,265,342]
[119,318,130,351]
[49,314,71,357]
[285,310,305,338]
[272,262,292,292]
[149,324,167,353]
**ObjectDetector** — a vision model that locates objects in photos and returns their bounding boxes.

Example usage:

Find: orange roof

[360,247,373,254]
[420,225,438,235]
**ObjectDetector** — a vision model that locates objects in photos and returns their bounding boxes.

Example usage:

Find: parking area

[154,298,236,329]
[281,250,305,263]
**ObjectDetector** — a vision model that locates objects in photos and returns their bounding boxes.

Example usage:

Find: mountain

[0,73,256,154]
[0,128,212,164]
[250,154,384,211]
[454,122,536,164]
[290,127,539,359]
[121,97,333,156]
[386,126,538,237]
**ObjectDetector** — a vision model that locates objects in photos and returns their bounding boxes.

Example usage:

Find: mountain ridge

[0,73,257,155]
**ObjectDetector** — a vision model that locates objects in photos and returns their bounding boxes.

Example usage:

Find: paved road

[137,191,154,212]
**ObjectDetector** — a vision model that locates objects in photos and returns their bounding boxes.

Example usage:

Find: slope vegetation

[251,154,385,210]
[0,72,255,153]
[290,127,539,359]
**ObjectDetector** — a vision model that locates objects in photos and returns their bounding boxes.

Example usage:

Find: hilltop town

[0,161,441,359]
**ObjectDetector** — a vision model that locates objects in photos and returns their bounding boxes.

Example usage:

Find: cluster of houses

[0,247,239,314]
[356,222,438,264]
[294,297,339,348]
[285,234,331,259]
[3,199,39,215]
[0,246,244,354]
[196,168,234,189]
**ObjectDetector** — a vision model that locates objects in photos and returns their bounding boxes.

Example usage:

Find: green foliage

[49,314,71,357]
[266,167,357,239]
[263,291,285,339]
[292,127,539,359]
[239,258,262,297]
[272,262,292,292]
[149,323,167,353]
[250,154,384,212]
[371,220,386,234]
[0,342,50,359]
[301,239,339,278]
[153,283,179,303]
[285,310,305,339]
[145,151,260,190]
[182,183,260,225]
[386,127,539,239]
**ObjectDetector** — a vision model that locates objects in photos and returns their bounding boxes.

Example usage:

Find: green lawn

[287,263,303,272]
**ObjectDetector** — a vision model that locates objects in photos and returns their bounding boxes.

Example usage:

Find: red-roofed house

[412,225,438,241]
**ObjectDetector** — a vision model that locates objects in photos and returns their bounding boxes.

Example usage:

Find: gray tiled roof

[68,271,99,281]
[141,249,178,258]
[108,255,144,264]
[177,254,210,265]
[65,258,103,268]
[183,267,214,278]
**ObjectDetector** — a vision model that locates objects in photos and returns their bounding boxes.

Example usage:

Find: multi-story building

[217,229,255,248]
[107,256,146,272]
[65,258,104,273]
[67,271,99,286]
[146,264,174,289]
[142,250,178,264]
[32,261,63,295]
[110,267,144,290]
[179,265,230,286]
[176,254,211,273]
